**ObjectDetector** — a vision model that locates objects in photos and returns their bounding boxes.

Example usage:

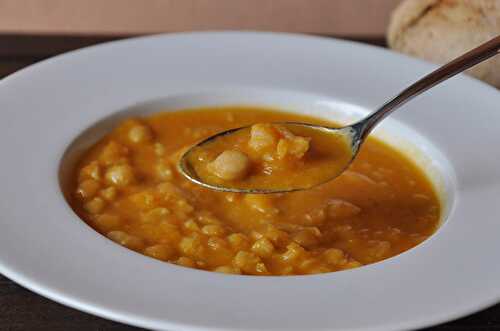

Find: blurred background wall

[3,0,497,87]
[0,0,400,77]
[0,0,400,37]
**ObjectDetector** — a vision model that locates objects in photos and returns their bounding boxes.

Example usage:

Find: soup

[68,106,440,275]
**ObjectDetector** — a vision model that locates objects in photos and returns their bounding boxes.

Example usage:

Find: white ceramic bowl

[1,32,499,331]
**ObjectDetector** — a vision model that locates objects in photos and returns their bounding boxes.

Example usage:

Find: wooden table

[1,34,499,331]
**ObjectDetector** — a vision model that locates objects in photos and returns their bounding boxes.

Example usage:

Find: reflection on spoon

[180,35,500,193]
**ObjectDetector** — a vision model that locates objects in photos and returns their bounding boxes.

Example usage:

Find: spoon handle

[354,35,500,140]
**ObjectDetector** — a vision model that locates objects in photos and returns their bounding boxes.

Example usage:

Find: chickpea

[323,248,346,265]
[201,224,225,236]
[263,225,289,247]
[157,182,185,198]
[224,193,239,203]
[79,161,101,181]
[99,186,117,201]
[94,214,121,232]
[143,207,170,223]
[105,164,135,187]
[144,244,175,261]
[276,136,310,159]
[299,258,319,270]
[367,241,391,259]
[76,179,100,200]
[83,197,105,214]
[129,191,155,210]
[154,142,166,156]
[99,141,128,166]
[327,199,361,220]
[128,124,153,144]
[281,242,305,262]
[107,231,144,251]
[207,150,251,181]
[292,227,321,248]
[291,136,310,157]
[183,219,201,232]
[175,199,194,215]
[207,237,228,251]
[156,163,173,181]
[196,211,222,225]
[251,237,275,258]
[343,260,363,269]
[248,123,278,152]
[233,251,268,275]
[255,262,269,274]
[226,233,250,250]
[244,194,279,215]
[179,236,204,258]
[158,221,182,245]
[176,256,196,268]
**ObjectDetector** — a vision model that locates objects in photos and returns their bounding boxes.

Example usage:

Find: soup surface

[68,106,440,275]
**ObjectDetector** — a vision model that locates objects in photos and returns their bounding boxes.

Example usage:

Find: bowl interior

[59,88,457,236]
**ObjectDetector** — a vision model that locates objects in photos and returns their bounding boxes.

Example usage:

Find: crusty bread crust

[388,0,500,88]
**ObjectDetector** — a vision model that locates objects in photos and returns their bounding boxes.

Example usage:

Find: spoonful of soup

[180,35,500,193]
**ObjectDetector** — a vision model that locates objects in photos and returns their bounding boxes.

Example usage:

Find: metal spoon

[180,35,500,194]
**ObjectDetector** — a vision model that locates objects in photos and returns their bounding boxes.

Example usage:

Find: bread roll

[388,0,500,88]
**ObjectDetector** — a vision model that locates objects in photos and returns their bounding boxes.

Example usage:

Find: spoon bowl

[179,123,357,193]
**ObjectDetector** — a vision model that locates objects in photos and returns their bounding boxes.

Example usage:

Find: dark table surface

[1,34,499,331]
